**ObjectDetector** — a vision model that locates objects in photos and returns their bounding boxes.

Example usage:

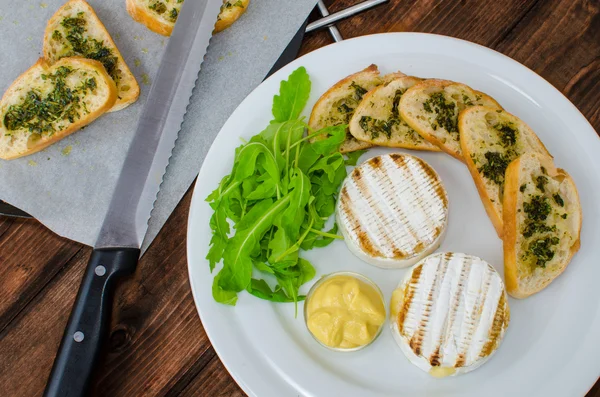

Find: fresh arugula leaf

[272,66,311,122]
[234,142,280,185]
[212,272,238,305]
[247,278,303,303]
[219,195,291,292]
[311,124,346,155]
[309,152,345,183]
[206,204,229,271]
[344,149,367,166]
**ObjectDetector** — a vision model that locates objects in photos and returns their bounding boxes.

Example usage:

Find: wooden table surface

[0,0,599,396]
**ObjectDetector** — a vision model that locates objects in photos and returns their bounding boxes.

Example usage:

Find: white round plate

[187,33,600,397]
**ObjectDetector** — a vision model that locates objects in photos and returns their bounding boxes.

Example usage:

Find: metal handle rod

[309,0,388,35]
[316,1,343,42]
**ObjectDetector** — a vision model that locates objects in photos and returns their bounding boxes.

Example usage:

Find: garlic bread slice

[215,0,250,33]
[400,79,501,161]
[127,0,183,36]
[45,0,139,112]
[459,106,550,237]
[309,64,382,153]
[349,76,440,151]
[0,57,117,160]
[503,153,581,298]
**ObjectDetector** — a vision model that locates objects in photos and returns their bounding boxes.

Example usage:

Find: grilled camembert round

[336,154,448,268]
[390,252,510,377]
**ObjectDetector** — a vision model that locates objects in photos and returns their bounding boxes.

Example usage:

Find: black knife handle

[44,248,140,397]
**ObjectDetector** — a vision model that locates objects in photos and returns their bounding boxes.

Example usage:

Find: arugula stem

[274,217,314,262]
[283,129,327,155]
[215,181,240,202]
[309,228,344,240]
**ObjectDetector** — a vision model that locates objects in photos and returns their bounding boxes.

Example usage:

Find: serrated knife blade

[43,1,222,396]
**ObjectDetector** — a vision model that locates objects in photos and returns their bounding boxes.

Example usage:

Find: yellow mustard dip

[305,274,385,350]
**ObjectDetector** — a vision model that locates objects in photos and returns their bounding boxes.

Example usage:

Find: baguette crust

[400,79,502,162]
[126,0,180,36]
[0,57,117,160]
[459,106,550,237]
[503,153,582,298]
[309,64,382,153]
[45,0,139,112]
[215,0,250,33]
[349,75,441,151]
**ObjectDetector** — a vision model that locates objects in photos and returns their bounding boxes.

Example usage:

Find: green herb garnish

[423,92,457,135]
[495,123,517,147]
[528,237,559,267]
[59,13,120,84]
[553,193,564,207]
[535,175,548,192]
[3,67,97,134]
[478,151,510,185]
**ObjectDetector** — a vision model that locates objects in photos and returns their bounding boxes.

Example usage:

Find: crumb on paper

[40,2,48,8]
[28,160,37,166]
[74,140,80,146]
[26,36,33,41]
[263,35,268,41]
[115,32,121,40]
[13,20,19,25]
[161,39,165,46]
[61,145,72,156]
[0,16,4,22]
[227,51,233,57]
[134,35,142,41]
[47,157,51,161]
[141,48,148,54]
[134,58,141,67]
[218,55,224,61]
[141,73,151,85]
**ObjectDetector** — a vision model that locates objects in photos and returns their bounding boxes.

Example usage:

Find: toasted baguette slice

[126,0,184,36]
[0,57,117,160]
[503,153,581,298]
[44,0,139,112]
[215,0,250,32]
[309,64,383,153]
[460,106,551,237]
[400,79,502,161]
[349,76,440,151]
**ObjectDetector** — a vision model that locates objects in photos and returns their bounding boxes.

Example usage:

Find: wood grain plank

[0,218,82,333]
[299,0,536,56]
[0,248,89,397]
[178,349,244,397]
[90,188,213,397]
[495,0,600,131]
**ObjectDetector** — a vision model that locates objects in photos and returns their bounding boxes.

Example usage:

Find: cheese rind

[391,252,510,377]
[336,153,448,268]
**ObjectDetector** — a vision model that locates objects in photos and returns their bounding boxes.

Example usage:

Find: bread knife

[42,1,222,396]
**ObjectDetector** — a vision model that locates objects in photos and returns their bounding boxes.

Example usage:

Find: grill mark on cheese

[408,254,449,356]
[371,156,420,251]
[354,158,407,258]
[391,153,448,240]
[480,293,508,358]
[458,264,494,362]
[339,187,384,258]
[431,253,470,367]
[397,263,422,335]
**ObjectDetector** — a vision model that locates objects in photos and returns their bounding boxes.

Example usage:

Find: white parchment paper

[0,0,318,252]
